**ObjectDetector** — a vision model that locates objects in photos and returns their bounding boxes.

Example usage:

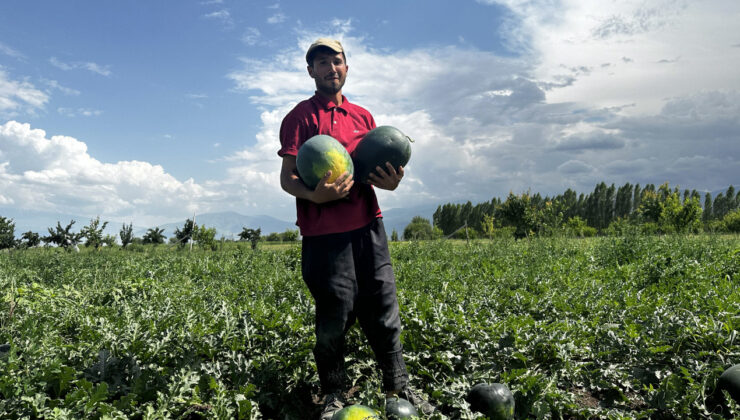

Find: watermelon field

[1,234,739,419]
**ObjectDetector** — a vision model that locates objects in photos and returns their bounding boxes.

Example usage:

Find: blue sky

[1,0,739,227]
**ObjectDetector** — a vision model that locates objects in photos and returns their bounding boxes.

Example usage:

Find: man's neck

[316,90,343,106]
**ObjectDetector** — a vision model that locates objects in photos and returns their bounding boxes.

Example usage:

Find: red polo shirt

[278,93,382,236]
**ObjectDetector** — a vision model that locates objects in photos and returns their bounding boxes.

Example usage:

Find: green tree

[102,235,117,247]
[80,217,109,249]
[265,232,281,242]
[119,222,134,248]
[714,193,726,219]
[723,209,740,233]
[390,229,399,242]
[280,229,299,242]
[499,192,536,239]
[20,231,41,248]
[459,201,474,230]
[239,227,261,249]
[43,220,83,251]
[0,216,16,250]
[632,183,642,213]
[703,192,713,222]
[603,183,616,228]
[559,188,579,221]
[433,203,461,235]
[193,225,217,249]
[142,227,166,245]
[661,193,703,233]
[481,214,496,239]
[533,200,565,236]
[174,219,195,245]
[403,216,439,240]
[565,216,596,237]
[615,183,633,219]
[637,190,663,224]
[727,185,736,212]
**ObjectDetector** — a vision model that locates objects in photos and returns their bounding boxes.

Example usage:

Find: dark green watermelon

[385,397,418,419]
[352,126,412,183]
[296,134,354,190]
[466,383,515,420]
[331,404,381,420]
[718,364,740,403]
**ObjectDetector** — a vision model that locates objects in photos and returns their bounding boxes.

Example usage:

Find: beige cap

[306,38,344,64]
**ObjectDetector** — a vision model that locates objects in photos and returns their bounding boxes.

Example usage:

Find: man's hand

[311,170,354,203]
[368,162,404,191]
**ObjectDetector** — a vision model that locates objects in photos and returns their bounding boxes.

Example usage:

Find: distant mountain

[0,208,296,240]
[155,212,295,239]
[381,204,438,238]
[0,206,437,241]
[137,208,439,240]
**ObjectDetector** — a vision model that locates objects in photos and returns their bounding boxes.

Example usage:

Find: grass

[1,234,739,419]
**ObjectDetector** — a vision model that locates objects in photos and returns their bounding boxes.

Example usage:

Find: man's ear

[307,65,316,79]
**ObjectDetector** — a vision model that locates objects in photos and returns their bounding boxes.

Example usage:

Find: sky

[1,0,739,227]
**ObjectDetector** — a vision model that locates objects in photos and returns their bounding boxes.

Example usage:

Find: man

[278,38,435,419]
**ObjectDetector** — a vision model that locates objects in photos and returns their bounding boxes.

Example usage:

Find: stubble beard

[316,78,345,96]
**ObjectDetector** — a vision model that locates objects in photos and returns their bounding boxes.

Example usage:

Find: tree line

[402,182,740,240]
[2,182,738,249]
[0,216,299,251]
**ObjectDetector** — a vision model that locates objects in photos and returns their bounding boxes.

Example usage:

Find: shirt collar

[312,92,349,113]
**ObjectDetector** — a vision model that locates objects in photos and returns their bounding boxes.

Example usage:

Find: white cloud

[203,9,234,28]
[0,121,221,226]
[558,160,594,174]
[489,0,740,115]
[0,69,49,117]
[0,42,25,60]
[224,10,739,212]
[57,107,103,117]
[267,12,287,24]
[241,27,261,46]
[43,79,80,96]
[49,57,112,76]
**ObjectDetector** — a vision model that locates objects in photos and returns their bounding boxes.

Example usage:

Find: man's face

[308,51,347,96]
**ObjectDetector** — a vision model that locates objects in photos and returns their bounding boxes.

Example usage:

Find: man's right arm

[280,155,354,204]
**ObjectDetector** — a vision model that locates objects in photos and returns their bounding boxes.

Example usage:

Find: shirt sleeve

[278,109,306,157]
[367,113,377,130]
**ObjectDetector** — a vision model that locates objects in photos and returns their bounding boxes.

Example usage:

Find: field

[1,234,739,419]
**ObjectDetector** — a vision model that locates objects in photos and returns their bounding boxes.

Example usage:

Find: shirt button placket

[330,108,336,134]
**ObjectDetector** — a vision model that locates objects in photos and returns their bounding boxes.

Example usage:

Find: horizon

[2,180,735,240]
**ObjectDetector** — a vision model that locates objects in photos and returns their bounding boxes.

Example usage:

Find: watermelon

[385,397,418,419]
[718,364,740,403]
[331,404,381,420]
[466,383,515,420]
[352,126,412,183]
[296,134,354,190]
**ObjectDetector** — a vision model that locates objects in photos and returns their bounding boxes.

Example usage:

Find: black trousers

[301,218,408,393]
